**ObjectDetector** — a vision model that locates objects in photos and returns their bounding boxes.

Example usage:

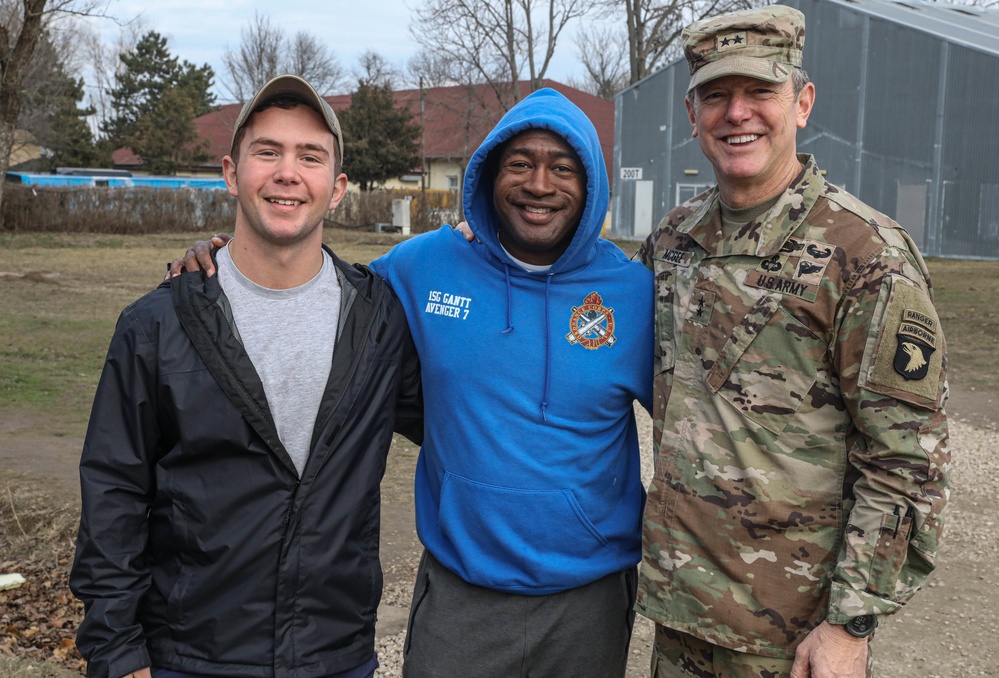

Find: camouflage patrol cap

[682,5,805,93]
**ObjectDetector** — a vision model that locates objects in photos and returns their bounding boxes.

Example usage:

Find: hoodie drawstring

[500,265,553,422]
[501,264,514,334]
[540,274,552,421]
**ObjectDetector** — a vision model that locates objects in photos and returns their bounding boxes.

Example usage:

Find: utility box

[392,198,412,235]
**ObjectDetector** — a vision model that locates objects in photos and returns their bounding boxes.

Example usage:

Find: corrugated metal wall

[612,0,999,259]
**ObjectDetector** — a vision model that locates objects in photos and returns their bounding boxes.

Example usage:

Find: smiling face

[687,74,814,207]
[223,103,347,251]
[491,129,586,266]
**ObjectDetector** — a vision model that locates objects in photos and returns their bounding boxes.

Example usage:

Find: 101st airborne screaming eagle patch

[566,291,616,349]
[866,275,944,409]
[894,310,937,381]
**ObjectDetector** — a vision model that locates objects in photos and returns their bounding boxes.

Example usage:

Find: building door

[634,180,655,239]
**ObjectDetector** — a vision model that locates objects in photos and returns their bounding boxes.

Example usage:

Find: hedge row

[1,185,460,234]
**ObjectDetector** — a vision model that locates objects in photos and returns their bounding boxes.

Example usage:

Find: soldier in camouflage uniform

[637,5,950,677]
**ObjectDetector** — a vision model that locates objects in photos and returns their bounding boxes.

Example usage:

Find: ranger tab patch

[566,292,616,350]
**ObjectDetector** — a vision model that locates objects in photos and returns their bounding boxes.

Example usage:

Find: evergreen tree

[129,87,210,175]
[47,74,105,168]
[102,31,179,144]
[101,30,215,174]
[176,61,217,118]
[337,82,420,191]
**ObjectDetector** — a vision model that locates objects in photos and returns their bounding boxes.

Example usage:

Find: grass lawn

[0,230,413,436]
[0,230,995,437]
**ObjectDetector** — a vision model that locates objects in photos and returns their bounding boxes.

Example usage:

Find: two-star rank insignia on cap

[717,32,746,51]
[717,32,747,50]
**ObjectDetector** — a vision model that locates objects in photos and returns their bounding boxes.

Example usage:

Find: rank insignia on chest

[566,291,616,349]
[685,289,716,326]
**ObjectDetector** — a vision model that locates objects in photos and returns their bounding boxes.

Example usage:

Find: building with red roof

[114,80,615,194]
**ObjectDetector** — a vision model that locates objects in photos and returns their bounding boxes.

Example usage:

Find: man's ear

[685,96,698,138]
[328,172,348,212]
[222,155,238,198]
[796,82,816,129]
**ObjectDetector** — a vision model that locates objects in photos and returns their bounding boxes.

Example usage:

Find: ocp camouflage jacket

[636,155,950,658]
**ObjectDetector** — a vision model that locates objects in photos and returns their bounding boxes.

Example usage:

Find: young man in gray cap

[70,75,422,678]
[636,6,950,677]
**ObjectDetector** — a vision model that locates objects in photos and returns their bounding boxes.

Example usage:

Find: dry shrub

[3,185,459,235]
[1,185,235,234]
[330,189,460,233]
[0,484,78,561]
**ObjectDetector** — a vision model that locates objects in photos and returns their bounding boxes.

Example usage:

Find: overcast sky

[85,0,590,104]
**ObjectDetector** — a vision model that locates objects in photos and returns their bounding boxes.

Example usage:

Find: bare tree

[592,0,756,86]
[220,12,281,102]
[1,0,106,227]
[220,13,346,102]
[79,17,147,135]
[411,0,586,110]
[405,47,491,204]
[569,24,629,99]
[286,32,343,94]
[407,49,467,88]
[353,50,400,89]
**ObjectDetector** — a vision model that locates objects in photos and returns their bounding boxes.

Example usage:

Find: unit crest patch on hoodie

[566,291,616,349]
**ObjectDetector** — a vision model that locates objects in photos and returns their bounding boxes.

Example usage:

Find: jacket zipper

[280,291,381,547]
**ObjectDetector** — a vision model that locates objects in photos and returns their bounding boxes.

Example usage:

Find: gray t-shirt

[216,245,340,476]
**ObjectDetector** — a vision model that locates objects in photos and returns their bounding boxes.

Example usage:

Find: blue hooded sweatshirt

[371,88,653,594]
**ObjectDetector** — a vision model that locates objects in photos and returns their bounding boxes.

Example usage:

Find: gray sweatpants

[402,550,637,678]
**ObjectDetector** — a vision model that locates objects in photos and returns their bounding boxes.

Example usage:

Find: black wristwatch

[842,615,878,638]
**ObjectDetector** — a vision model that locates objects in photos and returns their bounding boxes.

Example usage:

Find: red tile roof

[189,80,615,189]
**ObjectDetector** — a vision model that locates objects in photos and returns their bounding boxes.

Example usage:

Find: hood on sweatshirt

[463,88,609,277]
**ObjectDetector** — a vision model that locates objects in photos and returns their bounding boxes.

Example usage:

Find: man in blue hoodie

[174,88,653,677]
[374,89,653,678]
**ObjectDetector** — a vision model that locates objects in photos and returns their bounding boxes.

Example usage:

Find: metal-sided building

[612,0,999,259]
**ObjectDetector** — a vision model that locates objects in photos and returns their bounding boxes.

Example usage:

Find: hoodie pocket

[437,472,609,589]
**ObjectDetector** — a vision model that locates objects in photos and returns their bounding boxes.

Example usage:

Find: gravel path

[371,408,998,677]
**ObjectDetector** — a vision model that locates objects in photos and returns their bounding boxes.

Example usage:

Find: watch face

[846,615,877,637]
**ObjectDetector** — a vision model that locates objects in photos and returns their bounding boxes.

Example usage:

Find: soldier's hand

[165,234,231,280]
[454,221,475,242]
[121,668,151,678]
[790,621,868,678]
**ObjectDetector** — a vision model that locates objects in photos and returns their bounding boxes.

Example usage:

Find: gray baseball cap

[231,74,344,162]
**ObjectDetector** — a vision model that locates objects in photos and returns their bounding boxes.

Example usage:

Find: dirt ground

[1,385,995,677]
